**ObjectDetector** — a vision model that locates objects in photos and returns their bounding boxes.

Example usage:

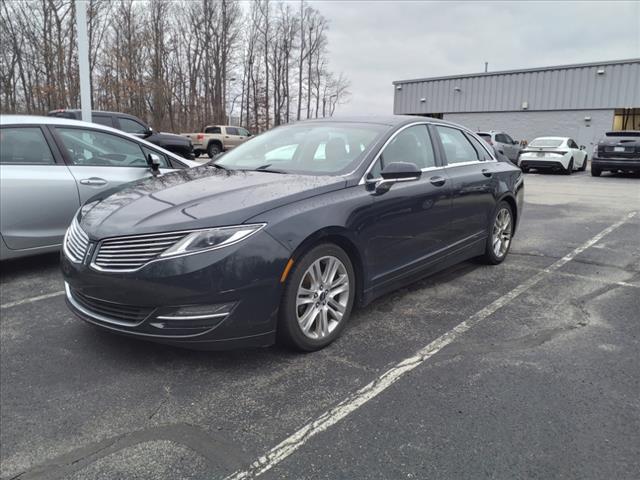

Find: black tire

[207,142,222,158]
[278,243,356,352]
[579,156,588,171]
[481,201,514,265]
[521,166,529,173]
[591,167,601,177]
[564,158,574,175]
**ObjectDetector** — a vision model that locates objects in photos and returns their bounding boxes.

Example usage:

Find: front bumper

[61,230,291,349]
[592,156,640,172]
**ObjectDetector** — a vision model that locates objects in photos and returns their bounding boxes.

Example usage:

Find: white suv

[477,131,522,162]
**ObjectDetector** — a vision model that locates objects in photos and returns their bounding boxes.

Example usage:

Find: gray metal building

[393,58,640,149]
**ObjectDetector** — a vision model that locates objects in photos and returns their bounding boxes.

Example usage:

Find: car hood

[79,166,346,239]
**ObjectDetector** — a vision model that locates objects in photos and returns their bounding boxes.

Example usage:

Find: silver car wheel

[492,208,513,258]
[296,255,349,340]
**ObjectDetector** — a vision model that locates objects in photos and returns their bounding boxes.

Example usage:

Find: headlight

[159,223,266,257]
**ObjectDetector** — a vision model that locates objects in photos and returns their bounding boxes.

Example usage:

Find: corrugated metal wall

[393,60,640,114]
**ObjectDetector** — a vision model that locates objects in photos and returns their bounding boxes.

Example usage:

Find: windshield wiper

[247,163,288,174]
[211,162,232,171]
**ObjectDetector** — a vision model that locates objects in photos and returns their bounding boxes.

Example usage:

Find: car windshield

[214,122,386,175]
[529,138,564,147]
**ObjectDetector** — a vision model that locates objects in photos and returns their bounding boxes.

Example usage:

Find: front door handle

[430,176,446,187]
[481,169,492,178]
[79,177,107,186]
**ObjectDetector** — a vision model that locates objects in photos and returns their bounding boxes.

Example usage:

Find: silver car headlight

[159,223,266,258]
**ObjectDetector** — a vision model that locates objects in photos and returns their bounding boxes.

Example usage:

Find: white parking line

[224,211,637,480]
[0,290,64,309]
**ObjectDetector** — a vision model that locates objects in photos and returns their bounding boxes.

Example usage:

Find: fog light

[151,302,236,330]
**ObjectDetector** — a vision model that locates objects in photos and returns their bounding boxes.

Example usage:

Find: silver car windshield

[214,122,386,175]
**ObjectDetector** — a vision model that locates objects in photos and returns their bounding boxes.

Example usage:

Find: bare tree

[0,0,350,132]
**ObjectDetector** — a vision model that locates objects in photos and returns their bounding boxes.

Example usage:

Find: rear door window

[204,126,221,134]
[465,133,493,161]
[435,126,480,164]
[0,127,55,164]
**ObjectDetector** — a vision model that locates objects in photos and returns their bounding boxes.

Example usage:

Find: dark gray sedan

[61,116,524,351]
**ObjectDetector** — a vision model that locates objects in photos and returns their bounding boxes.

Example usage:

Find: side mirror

[144,127,153,138]
[367,161,421,194]
[147,153,161,176]
[580,145,586,150]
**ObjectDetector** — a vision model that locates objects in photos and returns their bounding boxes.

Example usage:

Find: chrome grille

[92,231,190,272]
[64,218,90,263]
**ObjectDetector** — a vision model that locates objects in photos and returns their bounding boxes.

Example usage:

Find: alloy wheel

[296,256,349,339]
[492,208,513,258]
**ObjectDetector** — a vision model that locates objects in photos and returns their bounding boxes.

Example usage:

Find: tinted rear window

[605,131,640,137]
[529,138,564,147]
[477,133,491,139]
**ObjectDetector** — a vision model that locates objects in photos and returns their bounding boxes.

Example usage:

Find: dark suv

[47,110,195,160]
[591,131,640,176]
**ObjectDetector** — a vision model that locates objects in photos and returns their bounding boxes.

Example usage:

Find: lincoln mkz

[62,116,524,351]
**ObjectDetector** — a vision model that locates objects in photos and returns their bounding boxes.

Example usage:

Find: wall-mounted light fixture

[396,85,403,90]
[596,68,605,75]
[453,86,462,92]
[420,98,426,103]
[521,101,529,110]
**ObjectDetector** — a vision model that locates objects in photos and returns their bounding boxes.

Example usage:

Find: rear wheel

[481,201,514,265]
[564,158,574,175]
[591,167,602,177]
[207,142,222,158]
[579,156,588,171]
[278,244,355,351]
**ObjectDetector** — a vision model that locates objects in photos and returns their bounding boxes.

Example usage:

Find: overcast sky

[307,0,640,115]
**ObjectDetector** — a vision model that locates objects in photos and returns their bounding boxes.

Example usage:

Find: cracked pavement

[1,169,639,479]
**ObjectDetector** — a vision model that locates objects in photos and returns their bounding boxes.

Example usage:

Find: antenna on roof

[484,62,488,73]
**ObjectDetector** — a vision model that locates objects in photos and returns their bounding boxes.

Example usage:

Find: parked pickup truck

[182,125,252,158]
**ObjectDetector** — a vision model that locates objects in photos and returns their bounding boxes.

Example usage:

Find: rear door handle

[79,177,107,186]
[481,169,492,178]
[430,176,446,187]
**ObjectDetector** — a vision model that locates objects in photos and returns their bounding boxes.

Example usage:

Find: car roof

[1,114,111,127]
[532,136,569,140]
[48,109,140,117]
[296,115,462,128]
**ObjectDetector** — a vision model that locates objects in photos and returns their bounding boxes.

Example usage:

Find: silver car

[477,131,522,162]
[0,115,199,260]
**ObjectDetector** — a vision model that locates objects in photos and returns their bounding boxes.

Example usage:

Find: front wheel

[278,244,356,351]
[481,201,514,265]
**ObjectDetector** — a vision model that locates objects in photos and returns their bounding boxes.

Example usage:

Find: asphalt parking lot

[1,168,639,480]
